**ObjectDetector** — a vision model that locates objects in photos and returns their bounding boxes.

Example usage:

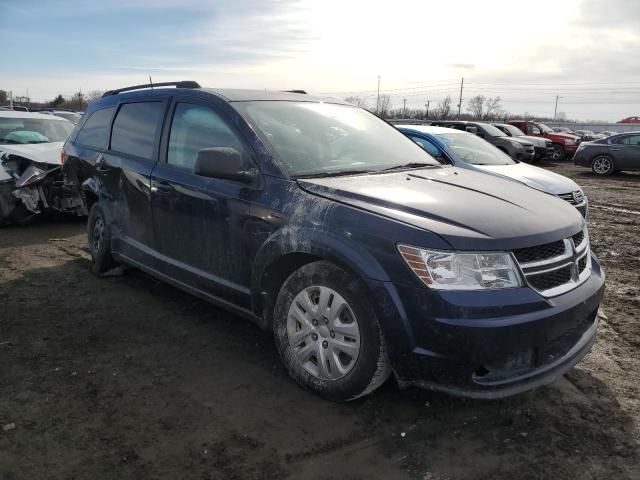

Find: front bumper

[368,256,605,399]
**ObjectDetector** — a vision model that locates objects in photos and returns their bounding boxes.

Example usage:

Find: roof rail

[283,90,307,94]
[102,81,201,98]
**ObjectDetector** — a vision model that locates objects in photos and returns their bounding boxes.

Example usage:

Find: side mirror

[194,147,256,183]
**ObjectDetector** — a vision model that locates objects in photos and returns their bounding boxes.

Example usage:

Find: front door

[149,100,257,308]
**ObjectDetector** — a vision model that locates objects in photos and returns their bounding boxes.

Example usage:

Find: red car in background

[618,116,640,124]
[508,120,581,161]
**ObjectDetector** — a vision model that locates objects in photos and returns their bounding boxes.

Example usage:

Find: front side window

[236,101,439,176]
[111,102,164,160]
[0,116,74,145]
[75,107,115,149]
[436,131,515,165]
[167,103,245,171]
[528,125,542,135]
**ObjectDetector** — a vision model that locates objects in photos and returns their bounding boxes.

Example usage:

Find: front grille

[578,255,587,273]
[572,231,584,247]
[513,240,566,263]
[513,228,591,297]
[558,192,577,205]
[528,266,572,291]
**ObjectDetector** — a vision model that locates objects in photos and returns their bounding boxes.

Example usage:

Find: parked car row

[397,125,588,217]
[53,81,604,402]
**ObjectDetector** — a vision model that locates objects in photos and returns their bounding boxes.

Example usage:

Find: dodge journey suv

[63,81,605,401]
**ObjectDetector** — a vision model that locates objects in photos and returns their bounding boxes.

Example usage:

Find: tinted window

[111,102,163,159]
[612,135,640,145]
[168,103,245,171]
[75,107,115,149]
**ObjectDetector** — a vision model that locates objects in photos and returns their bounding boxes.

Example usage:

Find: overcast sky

[2,0,639,121]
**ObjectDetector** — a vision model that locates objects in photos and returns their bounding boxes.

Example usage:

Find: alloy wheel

[592,157,612,175]
[287,286,361,381]
[92,216,104,253]
[551,145,564,160]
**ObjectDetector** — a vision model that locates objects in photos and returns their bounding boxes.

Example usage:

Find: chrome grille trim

[514,228,591,297]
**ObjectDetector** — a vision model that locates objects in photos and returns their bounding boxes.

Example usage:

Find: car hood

[473,162,580,195]
[549,132,581,141]
[297,167,583,250]
[0,142,64,165]
[505,136,533,146]
[518,135,548,147]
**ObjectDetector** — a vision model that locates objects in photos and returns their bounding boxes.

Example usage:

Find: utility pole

[376,75,381,114]
[403,98,407,117]
[554,95,560,119]
[457,77,464,119]
[425,100,430,119]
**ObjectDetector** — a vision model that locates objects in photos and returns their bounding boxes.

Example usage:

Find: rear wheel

[273,261,390,401]
[550,144,565,161]
[87,203,117,274]
[591,156,614,176]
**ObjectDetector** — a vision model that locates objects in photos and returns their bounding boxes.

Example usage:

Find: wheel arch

[251,227,391,328]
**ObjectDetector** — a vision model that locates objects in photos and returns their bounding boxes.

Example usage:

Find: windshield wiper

[295,169,375,179]
[380,162,436,172]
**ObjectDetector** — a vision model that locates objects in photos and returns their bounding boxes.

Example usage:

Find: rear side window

[111,102,164,160]
[612,135,640,145]
[167,103,245,171]
[75,107,115,149]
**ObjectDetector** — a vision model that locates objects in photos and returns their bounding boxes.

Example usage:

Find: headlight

[510,141,523,149]
[564,139,576,145]
[398,245,522,290]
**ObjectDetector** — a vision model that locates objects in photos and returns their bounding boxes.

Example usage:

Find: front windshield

[481,123,507,137]
[237,101,440,176]
[503,124,526,136]
[0,117,74,144]
[437,132,515,165]
[537,123,554,133]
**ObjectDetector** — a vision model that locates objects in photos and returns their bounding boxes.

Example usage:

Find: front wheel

[550,144,565,161]
[273,261,391,401]
[591,156,614,176]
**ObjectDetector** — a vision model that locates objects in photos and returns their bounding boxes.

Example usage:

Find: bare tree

[435,95,452,119]
[0,90,7,104]
[484,96,502,120]
[467,95,485,119]
[86,90,105,102]
[377,94,391,117]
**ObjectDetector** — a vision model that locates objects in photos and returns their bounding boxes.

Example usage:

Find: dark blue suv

[63,82,605,401]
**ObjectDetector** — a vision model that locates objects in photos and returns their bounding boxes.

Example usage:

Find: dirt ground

[1,161,639,480]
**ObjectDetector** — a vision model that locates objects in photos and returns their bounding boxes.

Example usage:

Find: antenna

[149,76,153,89]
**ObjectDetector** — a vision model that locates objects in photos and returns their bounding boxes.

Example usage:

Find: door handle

[151,181,174,194]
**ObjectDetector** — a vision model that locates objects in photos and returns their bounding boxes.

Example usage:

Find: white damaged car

[0,111,83,225]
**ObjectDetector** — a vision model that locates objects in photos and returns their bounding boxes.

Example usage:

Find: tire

[591,155,614,176]
[0,184,31,227]
[273,261,391,401]
[550,144,565,161]
[87,203,117,274]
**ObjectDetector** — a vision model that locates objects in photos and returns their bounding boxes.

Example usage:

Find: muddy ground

[1,161,638,480]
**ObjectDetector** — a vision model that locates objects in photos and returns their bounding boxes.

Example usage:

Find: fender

[252,225,391,294]
[81,176,110,201]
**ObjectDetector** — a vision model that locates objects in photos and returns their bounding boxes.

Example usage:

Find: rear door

[102,98,169,262]
[610,134,640,169]
[149,97,257,308]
